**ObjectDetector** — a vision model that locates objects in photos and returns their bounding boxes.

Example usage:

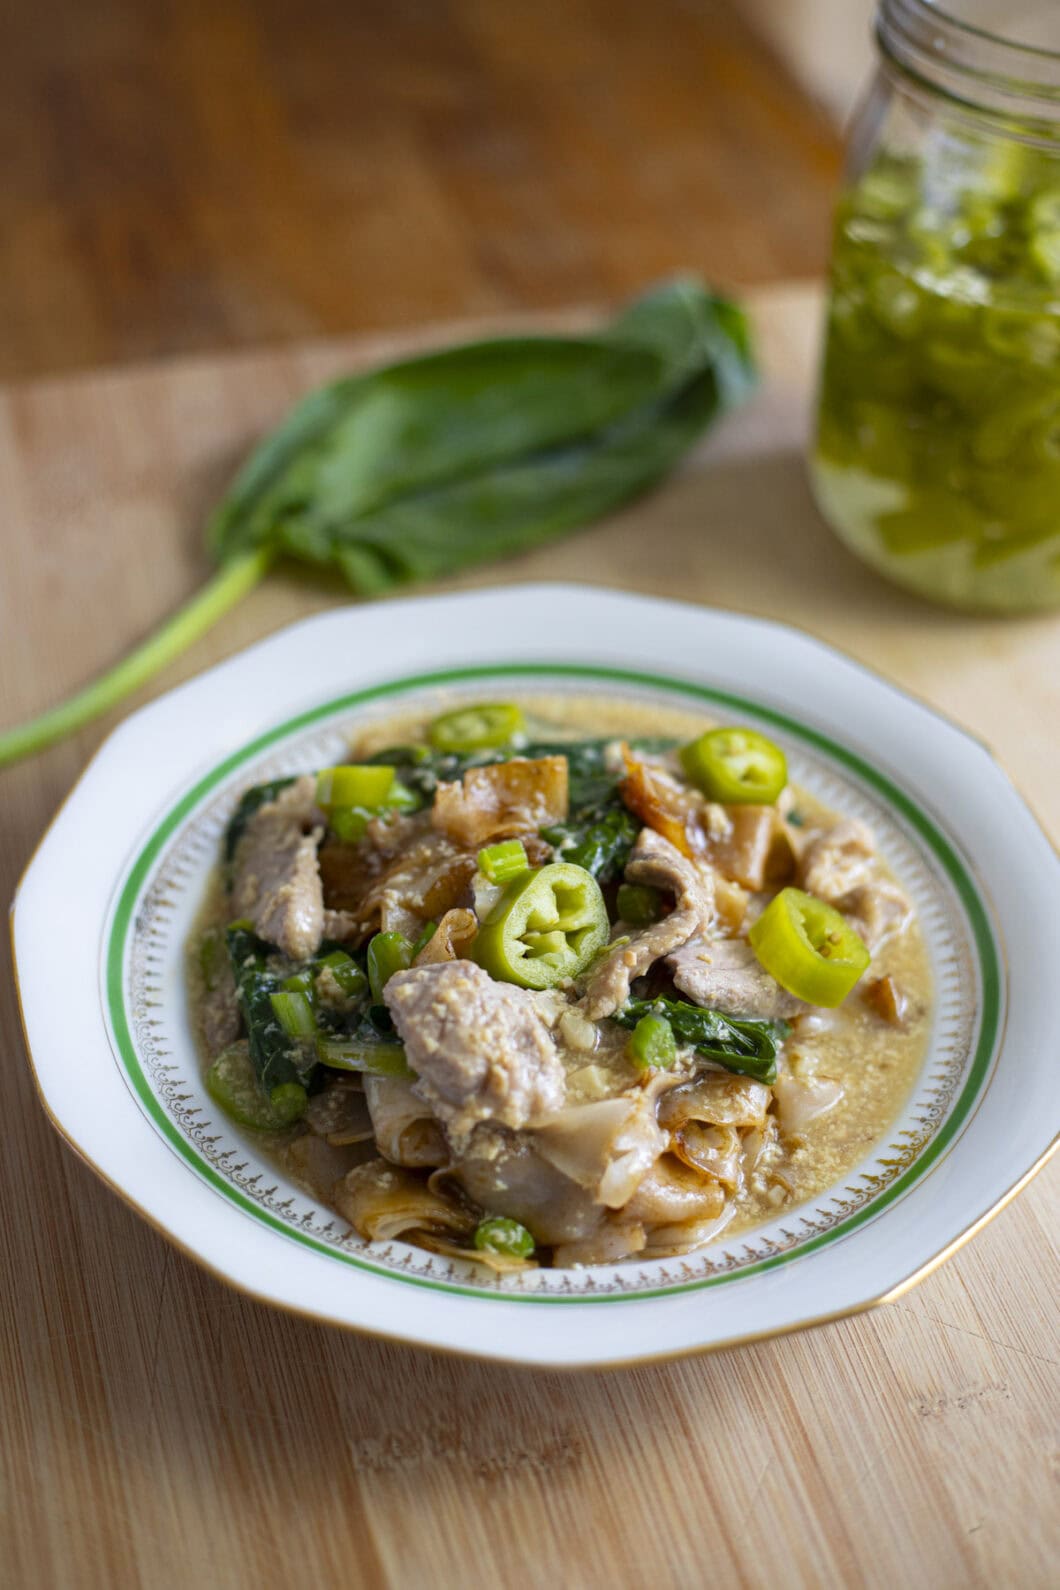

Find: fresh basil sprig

[0,279,754,767]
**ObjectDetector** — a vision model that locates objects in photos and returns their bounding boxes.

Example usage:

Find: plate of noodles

[12,585,1059,1366]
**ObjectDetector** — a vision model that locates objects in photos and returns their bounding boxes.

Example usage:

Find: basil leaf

[209,278,755,589]
[0,278,754,769]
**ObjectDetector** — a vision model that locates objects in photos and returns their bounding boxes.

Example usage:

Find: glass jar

[811,1,1060,612]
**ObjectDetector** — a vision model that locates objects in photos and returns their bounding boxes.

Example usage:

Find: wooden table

[1,0,840,382]
[2,286,1057,1588]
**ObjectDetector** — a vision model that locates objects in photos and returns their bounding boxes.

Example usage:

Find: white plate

[12,585,1060,1367]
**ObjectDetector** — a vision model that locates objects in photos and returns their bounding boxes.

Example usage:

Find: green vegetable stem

[0,279,754,768]
[613,996,789,1085]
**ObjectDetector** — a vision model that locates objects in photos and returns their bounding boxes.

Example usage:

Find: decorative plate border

[105,663,1002,1302]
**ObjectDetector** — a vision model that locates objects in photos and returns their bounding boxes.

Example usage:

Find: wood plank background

[1,285,1057,1589]
[1,0,840,381]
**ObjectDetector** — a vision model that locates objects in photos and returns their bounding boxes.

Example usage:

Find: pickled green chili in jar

[812,1,1060,613]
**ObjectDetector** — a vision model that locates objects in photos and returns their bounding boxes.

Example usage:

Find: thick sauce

[191,691,932,1257]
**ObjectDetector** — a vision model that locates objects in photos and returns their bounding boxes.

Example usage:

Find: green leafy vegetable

[538,736,676,881]
[544,804,641,883]
[225,921,318,1095]
[0,279,754,768]
[206,1043,307,1131]
[612,996,789,1085]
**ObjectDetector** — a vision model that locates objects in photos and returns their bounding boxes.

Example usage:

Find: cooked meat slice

[798,817,911,951]
[432,757,569,847]
[230,775,325,959]
[843,878,913,952]
[625,824,716,914]
[667,936,805,1019]
[383,960,565,1142]
[799,818,876,901]
[581,829,717,1019]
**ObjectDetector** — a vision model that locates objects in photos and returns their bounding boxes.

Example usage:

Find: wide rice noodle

[334,1159,476,1243]
[364,1074,448,1168]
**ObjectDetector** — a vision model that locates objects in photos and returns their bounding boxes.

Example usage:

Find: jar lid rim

[879,0,1060,129]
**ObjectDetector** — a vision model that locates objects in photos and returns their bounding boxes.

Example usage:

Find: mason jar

[811,1,1060,612]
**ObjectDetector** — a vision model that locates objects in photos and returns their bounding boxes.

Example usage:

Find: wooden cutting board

[1,284,1057,1589]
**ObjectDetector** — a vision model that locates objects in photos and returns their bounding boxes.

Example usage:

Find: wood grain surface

[2,285,1057,1589]
[1,0,841,382]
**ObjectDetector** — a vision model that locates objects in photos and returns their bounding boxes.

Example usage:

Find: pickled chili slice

[749,887,869,1007]
[472,861,609,989]
[428,702,526,754]
[680,727,787,804]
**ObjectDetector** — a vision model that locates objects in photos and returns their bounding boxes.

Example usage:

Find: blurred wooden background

[2,0,843,381]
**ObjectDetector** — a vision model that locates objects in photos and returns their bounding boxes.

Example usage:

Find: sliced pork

[384,960,565,1142]
[582,828,716,1019]
[230,775,325,959]
[667,935,805,1019]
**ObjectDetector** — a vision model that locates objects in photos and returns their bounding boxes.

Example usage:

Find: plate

[12,584,1060,1367]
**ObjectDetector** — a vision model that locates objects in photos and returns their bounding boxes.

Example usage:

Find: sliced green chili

[472,861,609,989]
[428,702,526,754]
[749,886,870,1007]
[680,726,788,804]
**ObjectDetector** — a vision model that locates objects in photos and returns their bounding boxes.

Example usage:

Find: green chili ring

[428,702,526,753]
[749,886,870,1007]
[472,861,609,989]
[680,726,788,804]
